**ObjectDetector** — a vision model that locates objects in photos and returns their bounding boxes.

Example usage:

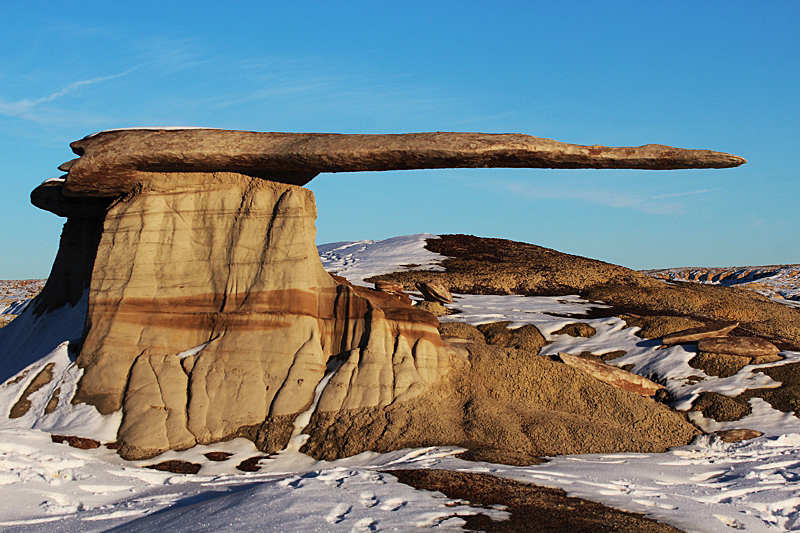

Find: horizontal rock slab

[661,322,739,345]
[375,281,404,293]
[697,336,780,357]
[31,181,115,218]
[555,353,665,397]
[60,129,746,196]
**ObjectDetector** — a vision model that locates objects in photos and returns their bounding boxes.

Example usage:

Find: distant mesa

[2,128,746,461]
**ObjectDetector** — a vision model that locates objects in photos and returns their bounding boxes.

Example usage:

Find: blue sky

[1,1,798,278]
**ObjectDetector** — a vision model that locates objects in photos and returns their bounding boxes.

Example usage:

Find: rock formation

[10,129,746,460]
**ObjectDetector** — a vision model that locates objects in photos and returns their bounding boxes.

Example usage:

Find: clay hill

[0,129,749,463]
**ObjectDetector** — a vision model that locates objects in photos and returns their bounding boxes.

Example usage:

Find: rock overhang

[53,128,746,199]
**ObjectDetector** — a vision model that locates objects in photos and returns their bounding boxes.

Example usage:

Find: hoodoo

[13,129,745,459]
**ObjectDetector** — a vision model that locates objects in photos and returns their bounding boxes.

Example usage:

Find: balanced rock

[661,322,739,345]
[697,337,780,358]
[416,280,453,304]
[3,128,746,461]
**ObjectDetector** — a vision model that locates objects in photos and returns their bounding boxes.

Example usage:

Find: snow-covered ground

[0,234,798,532]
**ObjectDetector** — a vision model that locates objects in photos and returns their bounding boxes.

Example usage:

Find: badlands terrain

[1,233,799,532]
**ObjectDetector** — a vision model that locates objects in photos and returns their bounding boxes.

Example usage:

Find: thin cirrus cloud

[0,66,139,121]
[499,180,716,215]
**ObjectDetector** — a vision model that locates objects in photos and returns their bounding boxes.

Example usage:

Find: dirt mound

[391,469,684,533]
[300,342,698,464]
[368,234,800,350]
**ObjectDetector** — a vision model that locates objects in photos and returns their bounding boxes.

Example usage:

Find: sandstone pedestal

[16,128,746,459]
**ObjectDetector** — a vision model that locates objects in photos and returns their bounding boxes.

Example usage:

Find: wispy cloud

[0,67,139,119]
[497,180,716,215]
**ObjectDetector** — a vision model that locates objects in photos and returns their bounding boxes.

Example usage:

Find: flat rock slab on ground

[661,322,739,345]
[556,353,665,397]
[697,336,780,357]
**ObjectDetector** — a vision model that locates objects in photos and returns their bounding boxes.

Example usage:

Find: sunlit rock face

[59,172,450,459]
[17,128,747,460]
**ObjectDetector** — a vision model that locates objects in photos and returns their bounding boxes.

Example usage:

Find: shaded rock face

[67,173,450,459]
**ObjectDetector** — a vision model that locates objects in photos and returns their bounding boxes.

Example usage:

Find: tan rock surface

[697,337,780,357]
[555,353,665,397]
[368,235,800,350]
[416,280,453,303]
[661,322,739,345]
[302,343,699,461]
[61,129,746,197]
[67,173,453,459]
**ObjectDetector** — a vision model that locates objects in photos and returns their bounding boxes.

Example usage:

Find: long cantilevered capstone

[58,129,746,196]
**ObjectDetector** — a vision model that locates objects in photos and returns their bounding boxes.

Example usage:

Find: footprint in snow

[379,497,407,511]
[351,518,378,532]
[325,503,352,524]
[360,492,378,508]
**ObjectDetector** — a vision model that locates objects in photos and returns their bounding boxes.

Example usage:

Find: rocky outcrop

[12,128,746,460]
[61,173,451,459]
[60,130,746,196]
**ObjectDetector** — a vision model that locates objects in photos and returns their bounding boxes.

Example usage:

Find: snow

[318,234,445,286]
[1,234,800,532]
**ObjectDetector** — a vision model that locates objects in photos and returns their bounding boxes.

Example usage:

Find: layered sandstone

[60,173,450,459]
[16,128,747,460]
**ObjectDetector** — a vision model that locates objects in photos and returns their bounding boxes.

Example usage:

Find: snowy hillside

[645,265,800,309]
[0,235,799,531]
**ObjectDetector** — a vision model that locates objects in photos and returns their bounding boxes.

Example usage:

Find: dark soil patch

[51,435,101,449]
[144,460,201,474]
[204,451,234,461]
[389,469,684,533]
[236,455,272,472]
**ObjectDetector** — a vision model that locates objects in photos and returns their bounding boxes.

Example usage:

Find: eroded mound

[368,234,800,350]
[299,342,699,464]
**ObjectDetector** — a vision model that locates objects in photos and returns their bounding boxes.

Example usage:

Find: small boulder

[555,353,664,397]
[375,280,404,293]
[661,322,739,345]
[552,322,596,338]
[690,351,784,378]
[477,321,513,346]
[438,322,485,343]
[691,392,751,422]
[509,324,547,354]
[697,337,780,358]
[712,428,763,443]
[415,300,452,317]
[415,281,453,304]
